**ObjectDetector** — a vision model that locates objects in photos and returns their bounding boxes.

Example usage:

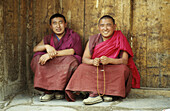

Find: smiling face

[98,18,116,41]
[50,17,67,38]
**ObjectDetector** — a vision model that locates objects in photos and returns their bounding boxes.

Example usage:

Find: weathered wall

[0,0,27,100]
[0,0,169,101]
[27,0,170,88]
[84,0,132,43]
[59,0,170,88]
[132,0,170,87]
[26,0,59,90]
[0,0,4,100]
[59,0,85,46]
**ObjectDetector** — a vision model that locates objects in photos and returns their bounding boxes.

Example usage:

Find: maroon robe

[31,28,82,91]
[65,31,140,101]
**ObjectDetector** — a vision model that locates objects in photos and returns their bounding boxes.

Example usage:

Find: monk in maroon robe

[65,15,140,105]
[30,13,82,102]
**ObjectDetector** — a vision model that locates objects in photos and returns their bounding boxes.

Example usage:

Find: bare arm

[83,41,128,66]
[33,39,75,57]
[33,40,46,52]
[55,48,75,57]
[33,39,59,58]
[82,41,100,66]
[33,40,56,54]
[100,51,129,65]
[82,41,93,64]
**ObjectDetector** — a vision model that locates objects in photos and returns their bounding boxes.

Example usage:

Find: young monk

[65,15,140,105]
[31,13,82,102]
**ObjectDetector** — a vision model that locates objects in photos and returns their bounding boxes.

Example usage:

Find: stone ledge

[0,101,9,109]
[129,87,170,98]
[30,86,170,98]
[1,87,170,110]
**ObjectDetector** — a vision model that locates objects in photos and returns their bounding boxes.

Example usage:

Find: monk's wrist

[91,59,94,65]
[44,44,50,49]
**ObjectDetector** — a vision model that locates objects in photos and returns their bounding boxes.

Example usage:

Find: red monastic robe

[31,28,82,91]
[65,31,140,101]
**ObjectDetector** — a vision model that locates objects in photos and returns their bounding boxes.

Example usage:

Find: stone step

[0,88,170,111]
[129,87,170,98]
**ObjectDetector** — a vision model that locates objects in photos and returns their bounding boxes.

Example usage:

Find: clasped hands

[39,45,57,65]
[93,56,110,66]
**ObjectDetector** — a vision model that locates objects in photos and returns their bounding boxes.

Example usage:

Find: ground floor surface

[0,88,170,111]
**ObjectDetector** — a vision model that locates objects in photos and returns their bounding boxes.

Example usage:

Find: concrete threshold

[129,87,170,98]
[0,87,170,111]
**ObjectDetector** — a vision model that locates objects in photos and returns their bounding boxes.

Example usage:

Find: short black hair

[49,13,66,25]
[98,15,115,24]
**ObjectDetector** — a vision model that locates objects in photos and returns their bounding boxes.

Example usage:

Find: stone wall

[0,0,28,100]
[0,0,4,100]
[0,0,169,101]
[55,0,170,88]
[132,0,170,87]
[25,0,59,91]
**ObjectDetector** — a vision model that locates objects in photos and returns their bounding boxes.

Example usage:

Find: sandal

[103,96,113,102]
[83,96,103,105]
[55,92,64,100]
[39,93,55,102]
